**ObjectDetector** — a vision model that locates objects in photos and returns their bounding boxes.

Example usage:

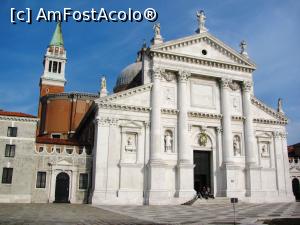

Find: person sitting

[201,186,208,199]
[206,186,215,199]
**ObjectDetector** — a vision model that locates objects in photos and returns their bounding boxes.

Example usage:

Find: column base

[147,160,170,205]
[245,164,262,197]
[222,162,244,197]
[176,162,195,199]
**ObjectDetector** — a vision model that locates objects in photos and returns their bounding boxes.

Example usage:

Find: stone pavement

[0,203,157,225]
[96,202,300,225]
[0,202,299,225]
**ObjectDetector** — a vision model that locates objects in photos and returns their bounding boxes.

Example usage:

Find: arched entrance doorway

[292,178,300,201]
[55,172,70,203]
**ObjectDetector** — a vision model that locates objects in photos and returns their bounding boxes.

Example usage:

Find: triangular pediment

[96,84,152,108]
[56,159,72,166]
[251,97,287,123]
[151,32,255,68]
[119,120,142,129]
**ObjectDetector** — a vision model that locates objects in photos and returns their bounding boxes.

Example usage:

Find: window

[58,62,62,73]
[66,148,73,154]
[7,127,17,137]
[76,147,83,155]
[52,134,61,139]
[53,61,58,73]
[5,144,15,157]
[48,60,52,72]
[2,168,13,184]
[36,172,46,188]
[55,147,62,154]
[38,146,44,153]
[79,173,88,189]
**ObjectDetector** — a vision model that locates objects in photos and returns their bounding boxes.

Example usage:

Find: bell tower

[40,21,67,97]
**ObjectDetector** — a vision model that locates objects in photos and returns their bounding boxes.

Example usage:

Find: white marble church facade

[91,11,294,205]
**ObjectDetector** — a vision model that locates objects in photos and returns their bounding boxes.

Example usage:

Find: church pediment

[151,32,256,69]
[251,96,287,124]
[96,84,151,108]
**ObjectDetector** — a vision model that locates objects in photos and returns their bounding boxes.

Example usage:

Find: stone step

[193,197,232,205]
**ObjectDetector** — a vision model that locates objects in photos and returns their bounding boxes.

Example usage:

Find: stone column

[242,80,260,197]
[178,70,191,163]
[220,78,238,197]
[242,81,257,165]
[220,78,233,164]
[150,68,162,161]
[176,70,195,200]
[148,68,168,204]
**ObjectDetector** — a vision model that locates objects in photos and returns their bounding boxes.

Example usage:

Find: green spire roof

[50,22,64,47]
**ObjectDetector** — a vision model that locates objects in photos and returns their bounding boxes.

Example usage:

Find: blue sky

[0,0,299,144]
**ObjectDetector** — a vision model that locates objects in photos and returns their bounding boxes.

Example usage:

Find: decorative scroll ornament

[199,129,208,147]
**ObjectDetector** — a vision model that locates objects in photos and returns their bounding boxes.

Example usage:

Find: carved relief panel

[162,86,176,108]
[119,121,142,164]
[256,132,273,168]
[125,132,137,152]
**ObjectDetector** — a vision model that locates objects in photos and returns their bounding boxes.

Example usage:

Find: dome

[114,62,142,93]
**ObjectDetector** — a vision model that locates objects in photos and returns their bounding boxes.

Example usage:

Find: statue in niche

[125,135,136,152]
[233,135,241,156]
[261,144,269,157]
[164,130,173,152]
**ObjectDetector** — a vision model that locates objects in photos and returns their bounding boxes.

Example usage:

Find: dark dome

[114,62,142,93]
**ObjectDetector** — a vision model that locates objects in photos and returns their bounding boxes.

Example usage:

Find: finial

[100,76,108,97]
[240,40,248,58]
[277,98,284,114]
[196,10,208,34]
[151,23,163,45]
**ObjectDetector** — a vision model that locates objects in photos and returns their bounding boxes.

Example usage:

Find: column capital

[215,126,223,134]
[178,70,191,82]
[151,67,164,80]
[220,78,232,88]
[242,80,253,91]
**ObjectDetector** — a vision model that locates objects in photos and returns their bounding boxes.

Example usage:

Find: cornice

[161,108,178,115]
[253,118,287,125]
[0,116,39,122]
[42,92,98,102]
[251,96,288,122]
[188,111,222,119]
[232,116,245,121]
[97,83,152,103]
[151,50,255,73]
[98,102,150,113]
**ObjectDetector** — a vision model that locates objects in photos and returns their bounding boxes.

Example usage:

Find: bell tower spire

[40,21,67,97]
